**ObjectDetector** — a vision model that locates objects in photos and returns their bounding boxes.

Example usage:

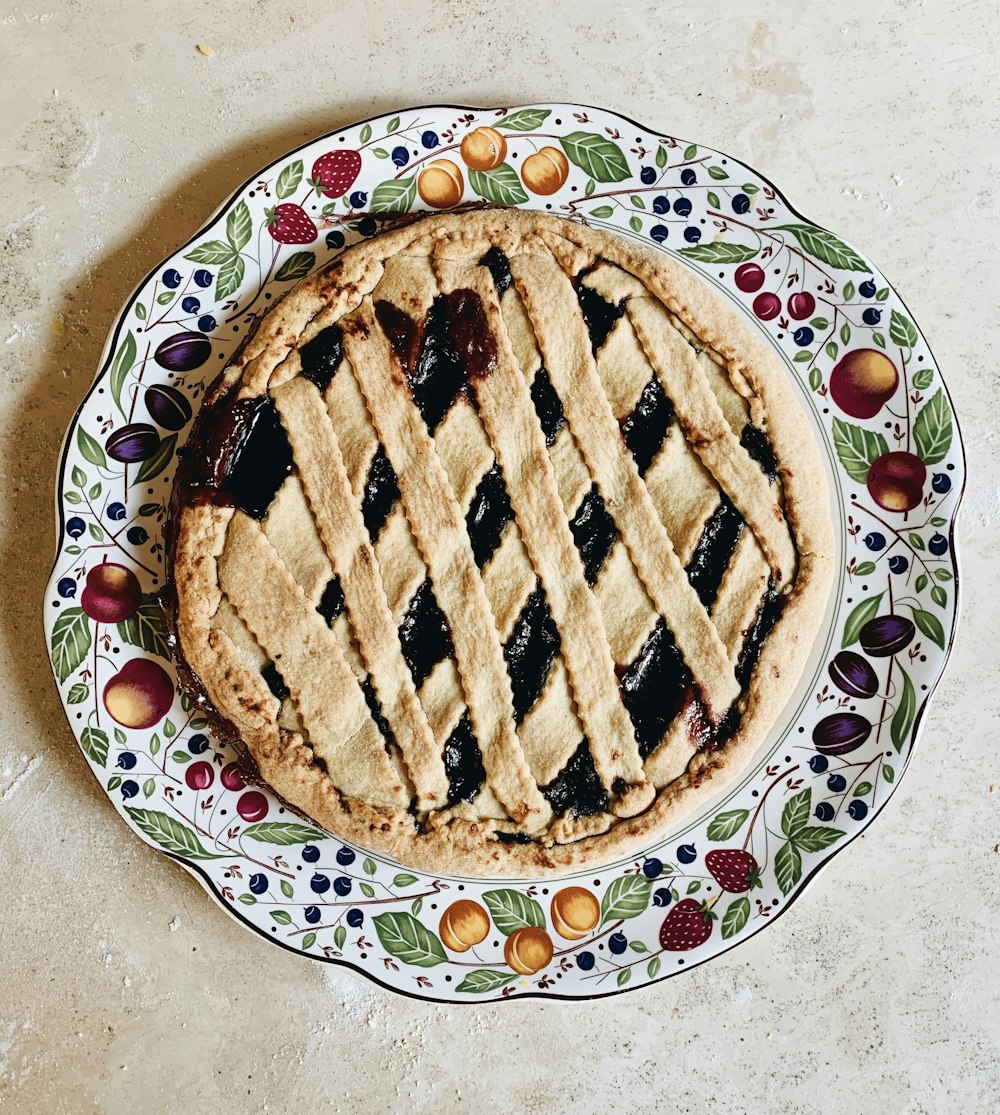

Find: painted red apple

[80,562,141,624]
[830,349,899,419]
[867,451,926,512]
[103,658,173,729]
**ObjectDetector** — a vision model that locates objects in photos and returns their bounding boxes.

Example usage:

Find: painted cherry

[220,762,245,791]
[787,292,816,320]
[752,292,781,321]
[237,790,268,822]
[734,263,765,293]
[185,761,214,790]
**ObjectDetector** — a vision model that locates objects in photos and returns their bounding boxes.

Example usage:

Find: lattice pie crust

[168,210,833,876]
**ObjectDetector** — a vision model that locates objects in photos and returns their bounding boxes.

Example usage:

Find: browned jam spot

[299,324,343,392]
[736,578,784,688]
[575,276,626,354]
[620,377,675,476]
[685,496,745,608]
[442,288,498,381]
[618,620,690,758]
[741,422,778,482]
[443,712,486,806]
[542,741,607,818]
[503,587,560,723]
[480,246,514,295]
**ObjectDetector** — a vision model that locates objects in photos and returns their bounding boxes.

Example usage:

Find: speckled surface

[1,1,998,1111]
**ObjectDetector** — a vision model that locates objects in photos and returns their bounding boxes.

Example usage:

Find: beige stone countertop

[2,1,997,1111]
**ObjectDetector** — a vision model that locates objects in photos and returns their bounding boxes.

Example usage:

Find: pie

[167,209,833,876]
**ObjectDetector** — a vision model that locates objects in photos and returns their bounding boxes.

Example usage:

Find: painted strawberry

[705,849,762,893]
[659,899,716,952]
[265,203,317,245]
[310,150,362,198]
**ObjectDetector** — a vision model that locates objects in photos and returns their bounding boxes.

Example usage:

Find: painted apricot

[550,887,600,940]
[829,349,899,419]
[867,451,926,512]
[103,658,173,729]
[418,159,464,208]
[460,127,507,171]
[439,899,490,952]
[80,562,141,624]
[504,926,553,975]
[521,147,569,195]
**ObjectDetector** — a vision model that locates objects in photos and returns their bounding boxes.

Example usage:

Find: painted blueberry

[653,887,672,908]
[249,873,269,895]
[302,844,320,863]
[848,799,869,820]
[421,131,439,149]
[326,231,345,250]
[194,269,212,288]
[609,931,628,955]
[683,227,702,243]
[814,801,835,821]
[67,517,86,539]
[888,555,908,574]
[197,315,217,333]
[650,225,668,243]
[304,905,321,924]
[349,190,368,209]
[333,876,352,897]
[188,734,209,754]
[932,472,951,494]
[346,908,364,928]
[358,216,377,237]
[928,533,948,555]
[57,577,77,598]
[640,166,657,185]
[793,327,814,347]
[862,308,882,326]
[181,296,200,314]
[107,502,127,521]
[121,779,139,799]
[732,193,750,214]
[680,168,697,186]
[336,846,355,866]
[673,197,693,218]
[643,857,663,879]
[864,531,886,551]
[116,752,137,770]
[859,279,877,298]
[310,873,331,894]
[808,754,829,774]
[391,145,409,167]
[652,195,670,214]
[577,951,596,971]
[162,268,182,289]
[827,773,847,793]
[127,526,148,545]
[677,843,697,864]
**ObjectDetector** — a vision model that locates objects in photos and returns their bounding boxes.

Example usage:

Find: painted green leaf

[913,389,953,465]
[275,251,316,283]
[843,281,856,301]
[854,561,876,576]
[707,191,720,209]
[678,242,758,264]
[132,433,176,485]
[629,215,642,234]
[185,239,235,265]
[107,775,121,791]
[77,426,107,469]
[909,532,925,551]
[89,482,101,499]
[386,116,400,133]
[227,201,252,252]
[411,898,422,916]
[600,874,653,924]
[359,882,375,898]
[279,879,294,899]
[876,287,890,301]
[149,733,160,755]
[629,195,645,209]
[655,145,668,168]
[707,807,750,841]
[117,595,169,660]
[721,896,751,939]
[65,490,82,504]
[334,925,347,949]
[171,751,191,764]
[67,682,89,705]
[840,322,851,346]
[163,719,176,739]
[559,132,630,183]
[683,144,697,160]
[71,465,86,487]
[931,585,947,608]
[884,764,895,783]
[774,840,802,895]
[143,778,155,798]
[88,523,104,541]
[372,147,389,159]
[51,606,92,683]
[115,727,127,745]
[584,179,596,197]
[890,665,916,753]
[482,889,545,935]
[794,826,845,852]
[359,123,373,144]
[912,368,934,391]
[373,911,447,967]
[301,931,317,949]
[842,593,883,647]
[808,366,822,390]
[915,573,928,593]
[707,165,729,180]
[686,880,701,895]
[617,968,631,987]
[124,807,227,859]
[648,956,662,978]
[237,893,256,905]
[363,857,377,875]
[889,308,918,349]
[81,725,109,767]
[589,205,614,218]
[456,969,519,993]
[495,108,551,131]
[241,822,329,845]
[270,910,292,925]
[275,159,303,200]
[743,182,759,194]
[781,788,811,838]
[370,176,416,214]
[810,317,830,329]
[853,782,872,798]
[629,940,648,953]
[215,252,246,302]
[934,567,952,580]
[156,291,175,306]
[393,873,418,888]
[873,332,886,349]
[108,330,137,417]
[468,164,528,205]
[135,303,147,321]
[912,607,945,649]
[774,225,867,271]
[826,341,839,361]
[831,417,888,484]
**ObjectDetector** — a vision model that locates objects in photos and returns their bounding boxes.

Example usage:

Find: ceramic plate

[44,104,963,1002]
